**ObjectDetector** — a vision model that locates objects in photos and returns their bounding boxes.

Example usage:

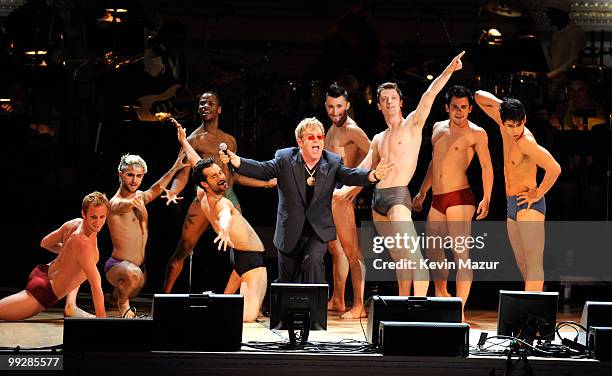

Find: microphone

[219,143,236,175]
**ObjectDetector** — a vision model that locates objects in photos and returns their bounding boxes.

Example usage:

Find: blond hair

[81,191,109,214]
[294,117,325,140]
[117,154,148,174]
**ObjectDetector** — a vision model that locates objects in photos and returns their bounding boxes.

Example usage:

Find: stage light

[426,74,434,80]
[98,8,128,23]
[23,49,48,66]
[364,85,373,105]
[155,112,172,121]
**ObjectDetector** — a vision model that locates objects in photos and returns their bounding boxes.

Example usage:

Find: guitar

[135,84,181,122]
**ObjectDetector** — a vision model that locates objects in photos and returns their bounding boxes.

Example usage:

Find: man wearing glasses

[220,117,393,283]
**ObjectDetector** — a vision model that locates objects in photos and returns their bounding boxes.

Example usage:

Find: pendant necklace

[304,163,318,186]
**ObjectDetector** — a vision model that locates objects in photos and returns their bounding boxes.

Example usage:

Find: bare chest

[191,133,230,158]
[433,132,475,162]
[503,140,533,175]
[379,129,421,158]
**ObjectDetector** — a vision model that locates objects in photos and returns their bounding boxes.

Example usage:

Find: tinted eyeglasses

[304,134,325,141]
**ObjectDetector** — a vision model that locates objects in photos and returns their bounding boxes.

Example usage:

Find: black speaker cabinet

[64,317,154,352]
[589,326,612,361]
[379,321,469,357]
[152,293,244,351]
[366,296,462,345]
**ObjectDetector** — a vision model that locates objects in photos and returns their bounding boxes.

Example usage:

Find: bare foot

[327,299,346,312]
[340,305,368,319]
[434,289,452,298]
[64,304,95,318]
[118,301,135,318]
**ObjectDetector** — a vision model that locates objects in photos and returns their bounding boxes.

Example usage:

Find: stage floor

[0,295,584,349]
[4,297,611,376]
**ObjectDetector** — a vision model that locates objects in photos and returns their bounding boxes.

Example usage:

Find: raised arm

[411,51,464,129]
[474,129,494,219]
[172,118,201,165]
[474,90,503,127]
[141,151,188,204]
[73,236,106,317]
[166,119,201,196]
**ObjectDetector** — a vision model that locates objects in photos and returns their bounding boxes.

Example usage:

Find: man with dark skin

[162,92,275,293]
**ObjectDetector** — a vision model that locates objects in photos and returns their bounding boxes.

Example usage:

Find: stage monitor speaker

[63,317,154,352]
[579,301,612,345]
[581,301,612,329]
[379,321,469,357]
[366,296,462,346]
[152,293,243,351]
[589,326,612,361]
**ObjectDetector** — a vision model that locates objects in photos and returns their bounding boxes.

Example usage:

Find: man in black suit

[220,117,392,283]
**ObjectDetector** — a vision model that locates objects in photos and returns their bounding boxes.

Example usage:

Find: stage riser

[63,352,612,376]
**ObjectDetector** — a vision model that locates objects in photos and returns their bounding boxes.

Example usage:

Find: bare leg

[426,208,450,297]
[327,239,348,311]
[239,267,267,322]
[516,209,546,291]
[0,290,45,321]
[64,286,94,318]
[507,219,527,280]
[374,206,429,296]
[334,198,366,319]
[373,210,411,295]
[106,261,146,317]
[446,205,476,321]
[224,270,242,294]
[163,199,210,293]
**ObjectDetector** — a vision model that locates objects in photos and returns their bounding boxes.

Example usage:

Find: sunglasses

[304,134,325,141]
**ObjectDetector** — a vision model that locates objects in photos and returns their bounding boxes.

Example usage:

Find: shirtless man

[163,91,274,293]
[475,91,561,292]
[338,51,465,296]
[412,85,493,316]
[323,82,371,319]
[0,192,108,320]
[106,152,187,317]
[172,118,267,322]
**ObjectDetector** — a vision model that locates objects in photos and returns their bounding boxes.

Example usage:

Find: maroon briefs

[25,264,59,308]
[431,188,476,214]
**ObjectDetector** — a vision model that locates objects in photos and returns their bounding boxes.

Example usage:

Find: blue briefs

[506,195,546,221]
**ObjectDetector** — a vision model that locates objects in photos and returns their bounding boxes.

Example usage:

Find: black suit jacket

[237,147,372,253]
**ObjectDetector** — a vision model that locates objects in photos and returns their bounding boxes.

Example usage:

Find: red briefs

[431,188,476,214]
[25,264,59,308]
